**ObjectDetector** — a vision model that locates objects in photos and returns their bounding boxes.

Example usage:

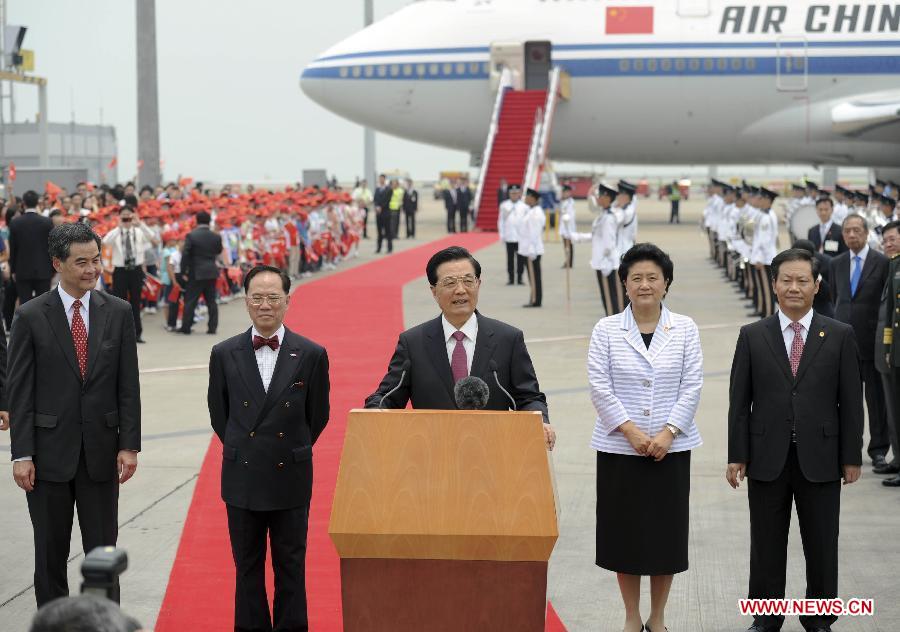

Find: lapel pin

[663,326,670,333]
[290,353,297,357]
[292,381,304,389]
[819,331,825,338]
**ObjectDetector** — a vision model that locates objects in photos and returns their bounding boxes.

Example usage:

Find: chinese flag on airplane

[605,6,654,34]
[107,156,118,169]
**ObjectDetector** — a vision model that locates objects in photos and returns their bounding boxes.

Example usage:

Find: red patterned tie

[450,331,468,383]
[789,321,804,377]
[71,299,88,380]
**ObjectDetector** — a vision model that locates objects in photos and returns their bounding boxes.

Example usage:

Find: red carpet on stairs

[155,233,566,631]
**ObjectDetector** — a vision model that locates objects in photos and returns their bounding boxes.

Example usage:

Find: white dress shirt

[102,222,157,267]
[252,325,284,393]
[14,286,92,462]
[777,308,813,358]
[441,314,477,375]
[58,284,91,333]
[588,305,704,455]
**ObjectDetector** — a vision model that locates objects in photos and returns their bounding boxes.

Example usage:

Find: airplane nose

[300,64,326,106]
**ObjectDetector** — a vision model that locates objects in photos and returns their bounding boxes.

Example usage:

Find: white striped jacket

[588,305,703,455]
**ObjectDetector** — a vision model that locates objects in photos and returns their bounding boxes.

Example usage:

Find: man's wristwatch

[665,423,680,437]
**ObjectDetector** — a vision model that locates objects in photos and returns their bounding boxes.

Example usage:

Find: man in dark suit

[208,264,330,632]
[442,180,459,233]
[403,178,418,239]
[0,317,8,432]
[829,213,890,469]
[364,246,555,448]
[179,210,223,335]
[456,178,472,233]
[8,222,141,608]
[373,174,393,253]
[807,197,847,257]
[728,248,863,632]
[8,190,53,303]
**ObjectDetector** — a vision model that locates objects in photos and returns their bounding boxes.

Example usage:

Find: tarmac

[1,195,898,631]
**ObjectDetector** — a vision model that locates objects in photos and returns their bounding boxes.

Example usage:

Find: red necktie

[253,335,280,351]
[450,331,468,383]
[71,299,88,380]
[789,322,804,376]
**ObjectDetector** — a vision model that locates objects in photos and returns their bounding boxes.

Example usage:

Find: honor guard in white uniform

[558,184,577,269]
[613,180,638,256]
[800,180,819,207]
[703,180,725,258]
[785,183,806,241]
[715,185,738,268]
[498,184,527,285]
[871,194,899,252]
[519,188,546,308]
[833,185,851,225]
[589,183,627,316]
[749,187,780,317]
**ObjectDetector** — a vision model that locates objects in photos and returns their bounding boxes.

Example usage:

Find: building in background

[1,120,117,184]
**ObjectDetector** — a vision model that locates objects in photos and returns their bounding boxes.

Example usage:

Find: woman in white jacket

[588,243,703,632]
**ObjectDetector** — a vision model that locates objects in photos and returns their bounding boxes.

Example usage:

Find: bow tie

[253,335,280,351]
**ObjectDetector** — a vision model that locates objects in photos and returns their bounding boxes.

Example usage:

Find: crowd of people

[0,180,365,341]
[702,178,900,489]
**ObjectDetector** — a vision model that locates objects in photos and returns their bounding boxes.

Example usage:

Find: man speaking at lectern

[364,246,555,449]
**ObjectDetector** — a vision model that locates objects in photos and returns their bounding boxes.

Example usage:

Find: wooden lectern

[329,409,559,632]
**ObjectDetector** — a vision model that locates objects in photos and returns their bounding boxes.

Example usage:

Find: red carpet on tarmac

[155,234,567,631]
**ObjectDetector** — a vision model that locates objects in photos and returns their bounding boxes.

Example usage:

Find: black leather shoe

[522,303,540,308]
[883,474,900,487]
[644,625,666,632]
[136,337,146,344]
[874,461,900,474]
[806,627,831,632]
[506,281,514,286]
[871,454,888,469]
[746,626,780,632]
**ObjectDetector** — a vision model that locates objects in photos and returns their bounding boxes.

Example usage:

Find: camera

[80,546,128,604]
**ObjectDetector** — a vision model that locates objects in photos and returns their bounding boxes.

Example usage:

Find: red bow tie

[253,335,280,351]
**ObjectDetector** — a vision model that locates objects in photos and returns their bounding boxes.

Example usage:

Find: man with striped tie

[8,222,141,608]
[364,246,554,449]
[727,248,863,632]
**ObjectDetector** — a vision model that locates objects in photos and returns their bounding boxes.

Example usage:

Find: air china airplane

[301,0,900,177]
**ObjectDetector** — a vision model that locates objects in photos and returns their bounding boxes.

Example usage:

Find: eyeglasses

[435,275,479,290]
[248,294,284,306]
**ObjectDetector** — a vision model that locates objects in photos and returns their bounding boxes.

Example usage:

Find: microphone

[488,359,517,412]
[454,376,490,410]
[379,359,411,409]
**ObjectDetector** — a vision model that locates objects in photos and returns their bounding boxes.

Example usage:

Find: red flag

[605,6,654,34]
[45,181,62,200]
[107,156,118,169]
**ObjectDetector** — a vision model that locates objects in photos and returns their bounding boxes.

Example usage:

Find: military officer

[613,180,638,256]
[880,237,900,487]
[498,184,527,285]
[518,188,546,308]
[589,183,626,316]
[559,184,577,269]
[750,187,780,317]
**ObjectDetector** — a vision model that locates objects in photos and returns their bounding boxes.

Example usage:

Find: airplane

[300,0,900,180]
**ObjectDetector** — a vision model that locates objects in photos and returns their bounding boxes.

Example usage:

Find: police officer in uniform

[750,187,780,317]
[559,184,577,269]
[614,180,638,256]
[519,188,545,308]
[498,184,526,285]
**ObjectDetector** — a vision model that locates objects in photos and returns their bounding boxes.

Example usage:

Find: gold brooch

[819,331,825,338]
[663,325,671,333]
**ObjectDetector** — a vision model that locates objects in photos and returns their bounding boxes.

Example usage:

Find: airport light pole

[364,0,376,184]
[136,0,161,187]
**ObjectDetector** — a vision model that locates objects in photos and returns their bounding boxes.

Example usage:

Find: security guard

[498,184,527,285]
[881,248,900,487]
[519,188,546,308]
[590,183,626,316]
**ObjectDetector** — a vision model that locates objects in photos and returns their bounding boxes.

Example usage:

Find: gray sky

[7,0,469,184]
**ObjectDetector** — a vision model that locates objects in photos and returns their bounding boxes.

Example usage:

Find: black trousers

[27,447,118,607]
[16,277,51,305]
[446,207,456,233]
[597,270,628,316]
[389,211,401,240]
[112,267,144,338]
[457,207,468,232]
[181,279,218,334]
[670,200,680,223]
[227,504,309,632]
[505,242,524,283]
[361,207,369,238]
[884,371,900,466]
[861,360,888,459]
[525,255,542,306]
[748,444,840,631]
[375,211,392,253]
[404,210,415,238]
[3,278,18,328]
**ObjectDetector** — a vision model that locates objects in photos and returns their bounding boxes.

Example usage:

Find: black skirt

[595,449,691,576]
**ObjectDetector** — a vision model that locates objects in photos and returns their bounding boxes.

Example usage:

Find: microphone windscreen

[454,376,490,410]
